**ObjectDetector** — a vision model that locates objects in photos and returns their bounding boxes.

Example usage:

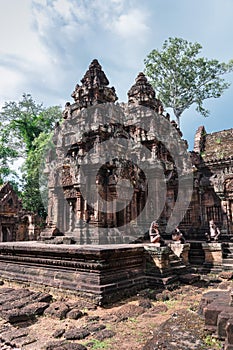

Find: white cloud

[0,0,62,106]
[111,9,149,39]
[29,0,151,82]
[53,0,73,21]
[32,0,150,46]
[1,0,232,148]
[0,67,23,107]
[0,0,47,64]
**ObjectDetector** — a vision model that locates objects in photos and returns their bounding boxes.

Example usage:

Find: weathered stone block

[217,309,233,339]
[199,290,230,315]
[0,242,146,305]
[86,323,106,333]
[64,327,90,340]
[226,318,233,345]
[202,242,223,268]
[179,273,200,284]
[44,302,70,319]
[66,308,83,320]
[203,301,230,330]
[94,329,116,341]
[2,301,49,323]
[144,245,171,271]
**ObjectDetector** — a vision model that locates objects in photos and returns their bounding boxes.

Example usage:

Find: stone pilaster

[144,245,178,287]
[202,242,223,271]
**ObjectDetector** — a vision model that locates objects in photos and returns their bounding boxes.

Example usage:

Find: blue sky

[0,0,233,149]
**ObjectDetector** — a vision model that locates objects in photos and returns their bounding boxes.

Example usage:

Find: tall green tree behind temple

[144,37,233,126]
[21,132,54,217]
[0,94,62,216]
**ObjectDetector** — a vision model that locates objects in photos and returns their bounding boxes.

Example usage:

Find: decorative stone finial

[71,59,118,109]
[127,72,163,112]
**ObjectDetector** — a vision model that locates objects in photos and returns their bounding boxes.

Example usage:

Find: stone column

[75,195,82,225]
[68,201,74,232]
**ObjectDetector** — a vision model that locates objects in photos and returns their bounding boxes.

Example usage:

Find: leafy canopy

[21,132,53,217]
[0,93,61,154]
[0,93,62,214]
[144,37,233,125]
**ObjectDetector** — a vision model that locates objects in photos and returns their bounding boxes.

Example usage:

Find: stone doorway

[1,226,11,242]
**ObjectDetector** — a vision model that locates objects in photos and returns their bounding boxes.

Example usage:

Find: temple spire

[71,59,118,109]
[127,72,163,113]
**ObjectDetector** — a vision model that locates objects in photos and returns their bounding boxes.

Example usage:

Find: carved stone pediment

[210,173,225,193]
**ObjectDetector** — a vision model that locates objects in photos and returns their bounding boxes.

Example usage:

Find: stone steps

[188,242,205,265]
[222,258,233,265]
[222,243,233,270]
[222,264,233,271]
[169,252,190,276]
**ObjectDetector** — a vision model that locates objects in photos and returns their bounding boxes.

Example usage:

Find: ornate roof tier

[127,72,163,113]
[71,59,118,109]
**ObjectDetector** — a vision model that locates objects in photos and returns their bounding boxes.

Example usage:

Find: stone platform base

[0,242,195,305]
[0,242,146,305]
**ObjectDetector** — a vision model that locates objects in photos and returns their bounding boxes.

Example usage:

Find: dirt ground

[0,275,230,350]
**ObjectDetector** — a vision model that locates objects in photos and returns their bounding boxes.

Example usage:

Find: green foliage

[21,132,53,216]
[144,37,233,125]
[1,93,61,153]
[128,317,138,323]
[0,94,62,215]
[0,128,19,184]
[86,339,110,349]
[203,334,222,349]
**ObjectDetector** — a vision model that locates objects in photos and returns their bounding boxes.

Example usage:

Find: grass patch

[86,339,111,349]
[128,317,138,323]
[203,335,222,349]
[163,299,178,308]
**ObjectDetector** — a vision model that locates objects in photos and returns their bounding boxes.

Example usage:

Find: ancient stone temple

[38,58,232,243]
[0,183,20,242]
[41,59,191,244]
[0,59,232,304]
[0,182,38,241]
[185,127,233,237]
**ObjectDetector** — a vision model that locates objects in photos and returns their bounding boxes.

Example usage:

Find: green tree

[144,37,233,126]
[1,93,61,154]
[0,121,18,185]
[0,94,62,215]
[0,144,18,185]
[21,132,53,217]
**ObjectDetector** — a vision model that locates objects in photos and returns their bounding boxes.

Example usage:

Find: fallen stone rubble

[0,285,117,349]
[200,287,233,350]
[0,287,52,323]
